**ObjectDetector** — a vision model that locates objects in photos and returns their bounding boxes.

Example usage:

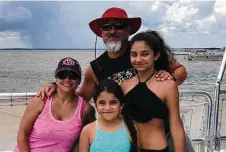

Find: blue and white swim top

[89,119,131,152]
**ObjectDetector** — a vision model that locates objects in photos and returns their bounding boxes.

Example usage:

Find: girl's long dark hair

[130,30,175,73]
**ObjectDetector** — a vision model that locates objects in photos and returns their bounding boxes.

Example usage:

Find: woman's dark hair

[130,30,175,73]
[93,79,124,105]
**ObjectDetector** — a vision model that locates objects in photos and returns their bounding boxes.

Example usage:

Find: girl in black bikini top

[121,30,185,152]
[124,71,168,123]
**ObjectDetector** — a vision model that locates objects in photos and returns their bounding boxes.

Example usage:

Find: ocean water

[0,50,225,95]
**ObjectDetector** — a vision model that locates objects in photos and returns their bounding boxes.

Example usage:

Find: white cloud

[195,15,216,34]
[213,0,226,34]
[0,4,32,22]
[166,2,198,22]
[214,0,226,15]
[128,0,226,47]
[5,6,32,22]
[0,31,31,48]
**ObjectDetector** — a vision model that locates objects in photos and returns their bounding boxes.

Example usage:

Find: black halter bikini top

[123,72,168,123]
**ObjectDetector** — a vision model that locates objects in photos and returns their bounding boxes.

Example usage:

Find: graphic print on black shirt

[90,49,136,85]
[108,68,136,85]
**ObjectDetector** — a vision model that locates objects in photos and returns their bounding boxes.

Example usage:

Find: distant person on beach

[121,30,186,152]
[14,57,95,152]
[79,79,134,152]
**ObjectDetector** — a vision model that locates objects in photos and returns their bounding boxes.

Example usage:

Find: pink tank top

[14,96,86,152]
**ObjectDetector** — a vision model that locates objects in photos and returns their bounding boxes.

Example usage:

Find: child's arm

[82,103,96,126]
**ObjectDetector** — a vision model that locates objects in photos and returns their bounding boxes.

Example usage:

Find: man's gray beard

[103,41,122,53]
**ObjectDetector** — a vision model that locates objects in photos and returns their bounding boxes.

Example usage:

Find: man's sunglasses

[100,23,128,31]
[56,71,78,80]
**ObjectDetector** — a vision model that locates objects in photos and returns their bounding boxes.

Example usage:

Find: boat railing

[201,47,226,152]
[179,90,212,152]
[210,46,226,151]
[0,90,224,152]
[0,90,214,152]
[0,93,36,105]
[0,93,36,100]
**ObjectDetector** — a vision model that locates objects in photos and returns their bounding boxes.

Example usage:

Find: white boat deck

[0,103,26,151]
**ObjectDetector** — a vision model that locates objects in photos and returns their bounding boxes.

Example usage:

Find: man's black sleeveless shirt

[90,48,136,84]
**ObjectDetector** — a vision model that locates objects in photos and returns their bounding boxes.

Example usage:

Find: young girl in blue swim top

[121,30,186,152]
[79,79,132,152]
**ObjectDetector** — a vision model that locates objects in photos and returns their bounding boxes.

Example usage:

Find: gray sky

[0,0,225,48]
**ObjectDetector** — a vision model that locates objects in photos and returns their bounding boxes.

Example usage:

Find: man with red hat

[38,7,186,105]
[79,7,187,101]
[37,7,186,102]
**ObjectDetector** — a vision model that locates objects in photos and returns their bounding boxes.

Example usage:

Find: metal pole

[212,47,226,151]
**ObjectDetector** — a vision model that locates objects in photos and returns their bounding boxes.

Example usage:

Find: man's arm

[155,59,187,86]
[77,66,98,102]
[170,60,187,86]
[82,103,96,126]
[36,83,57,100]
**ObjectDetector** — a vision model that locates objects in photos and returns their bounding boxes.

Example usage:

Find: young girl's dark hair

[93,79,124,105]
[130,30,175,73]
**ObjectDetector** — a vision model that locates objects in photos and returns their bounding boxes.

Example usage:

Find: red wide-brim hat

[89,7,141,37]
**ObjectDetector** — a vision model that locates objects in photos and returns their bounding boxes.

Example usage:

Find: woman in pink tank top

[14,57,95,152]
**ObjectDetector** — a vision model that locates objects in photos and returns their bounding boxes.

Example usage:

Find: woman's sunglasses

[100,22,128,31]
[56,71,78,80]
